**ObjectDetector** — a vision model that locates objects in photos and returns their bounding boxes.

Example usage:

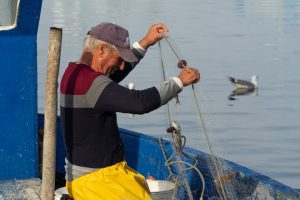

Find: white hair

[83,35,114,52]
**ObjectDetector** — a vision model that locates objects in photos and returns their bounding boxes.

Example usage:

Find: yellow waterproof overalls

[66,161,152,200]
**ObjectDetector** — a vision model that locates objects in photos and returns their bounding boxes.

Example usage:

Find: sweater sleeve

[85,76,183,114]
[155,77,183,105]
[94,82,161,114]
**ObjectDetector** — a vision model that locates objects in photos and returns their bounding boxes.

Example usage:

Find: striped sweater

[60,50,182,173]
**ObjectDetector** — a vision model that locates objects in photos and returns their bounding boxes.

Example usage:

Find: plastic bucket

[146,180,175,200]
[54,187,68,200]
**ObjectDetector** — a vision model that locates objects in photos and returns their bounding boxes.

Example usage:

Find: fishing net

[157,38,240,200]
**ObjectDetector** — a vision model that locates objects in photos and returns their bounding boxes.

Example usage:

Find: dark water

[37,0,300,188]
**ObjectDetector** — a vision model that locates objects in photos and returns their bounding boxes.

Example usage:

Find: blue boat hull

[37,114,300,200]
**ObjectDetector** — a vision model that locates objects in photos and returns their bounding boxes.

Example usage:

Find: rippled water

[37,0,300,188]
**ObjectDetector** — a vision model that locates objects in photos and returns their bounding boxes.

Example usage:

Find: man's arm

[109,42,146,83]
[109,23,168,83]
[86,66,199,114]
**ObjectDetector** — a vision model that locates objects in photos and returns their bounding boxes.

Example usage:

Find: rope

[163,36,228,200]
[192,90,228,200]
[159,137,176,180]
[167,160,205,200]
[158,41,172,127]
[158,137,205,200]
[158,40,206,200]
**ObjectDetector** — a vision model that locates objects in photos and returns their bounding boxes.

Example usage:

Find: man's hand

[139,23,169,49]
[178,67,200,86]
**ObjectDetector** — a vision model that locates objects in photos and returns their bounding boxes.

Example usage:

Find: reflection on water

[228,88,258,101]
[38,0,300,188]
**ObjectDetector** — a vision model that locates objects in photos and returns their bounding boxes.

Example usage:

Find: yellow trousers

[66,161,152,200]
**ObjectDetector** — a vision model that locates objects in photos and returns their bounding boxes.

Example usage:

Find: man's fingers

[185,67,200,84]
[193,68,200,83]
[154,23,169,32]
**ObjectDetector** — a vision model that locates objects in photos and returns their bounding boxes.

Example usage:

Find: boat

[0,0,299,199]
[36,114,300,200]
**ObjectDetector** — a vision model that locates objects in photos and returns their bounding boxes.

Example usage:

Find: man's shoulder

[60,62,109,95]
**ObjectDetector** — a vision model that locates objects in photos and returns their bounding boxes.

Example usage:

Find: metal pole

[41,27,62,200]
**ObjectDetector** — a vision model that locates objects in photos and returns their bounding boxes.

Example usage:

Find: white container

[55,187,68,200]
[146,180,175,200]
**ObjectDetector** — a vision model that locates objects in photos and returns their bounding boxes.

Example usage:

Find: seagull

[228,75,258,89]
[126,82,135,90]
[126,83,135,118]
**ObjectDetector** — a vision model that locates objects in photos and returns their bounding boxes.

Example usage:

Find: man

[60,22,200,200]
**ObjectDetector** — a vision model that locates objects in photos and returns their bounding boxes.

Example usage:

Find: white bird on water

[127,83,135,118]
[228,75,258,89]
[127,82,135,90]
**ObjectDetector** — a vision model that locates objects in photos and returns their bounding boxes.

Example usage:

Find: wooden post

[41,27,62,200]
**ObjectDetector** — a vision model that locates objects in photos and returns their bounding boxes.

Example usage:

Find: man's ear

[95,44,106,56]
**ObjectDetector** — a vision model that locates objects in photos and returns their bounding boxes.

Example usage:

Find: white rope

[158,40,206,200]
[162,36,228,200]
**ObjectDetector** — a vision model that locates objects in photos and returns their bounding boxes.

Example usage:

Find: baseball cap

[88,22,138,62]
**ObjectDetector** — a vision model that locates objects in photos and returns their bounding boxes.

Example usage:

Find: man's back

[60,62,124,168]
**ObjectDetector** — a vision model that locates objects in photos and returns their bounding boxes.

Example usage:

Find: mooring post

[41,27,62,200]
